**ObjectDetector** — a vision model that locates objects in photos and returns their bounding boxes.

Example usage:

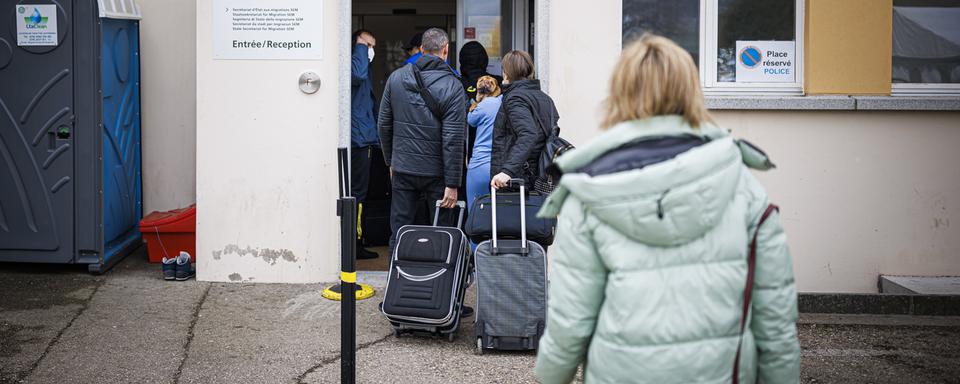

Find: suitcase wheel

[474,337,484,355]
[394,329,402,338]
[447,333,456,342]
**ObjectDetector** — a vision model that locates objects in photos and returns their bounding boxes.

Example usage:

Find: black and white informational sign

[213,0,322,60]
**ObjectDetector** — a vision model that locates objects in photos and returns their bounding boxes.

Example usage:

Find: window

[622,0,804,95]
[459,0,515,76]
[892,0,960,95]
[623,0,701,65]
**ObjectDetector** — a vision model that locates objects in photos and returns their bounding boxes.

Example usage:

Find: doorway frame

[338,0,550,150]
[337,0,550,272]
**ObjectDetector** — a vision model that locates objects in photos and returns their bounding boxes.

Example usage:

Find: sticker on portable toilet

[16,5,58,46]
[735,41,795,83]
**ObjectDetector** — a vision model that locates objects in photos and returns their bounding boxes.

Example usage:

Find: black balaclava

[459,41,489,82]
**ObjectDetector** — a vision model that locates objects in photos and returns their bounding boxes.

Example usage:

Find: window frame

[698,0,805,96]
[893,83,960,96]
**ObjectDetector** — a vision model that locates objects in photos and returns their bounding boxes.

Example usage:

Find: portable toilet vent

[0,0,142,272]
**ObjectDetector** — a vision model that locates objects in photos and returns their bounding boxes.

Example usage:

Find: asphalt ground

[1,249,958,383]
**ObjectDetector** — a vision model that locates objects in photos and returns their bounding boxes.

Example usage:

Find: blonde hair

[470,75,502,112]
[602,34,712,129]
[502,50,534,82]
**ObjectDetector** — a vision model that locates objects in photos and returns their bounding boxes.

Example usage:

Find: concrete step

[880,275,960,295]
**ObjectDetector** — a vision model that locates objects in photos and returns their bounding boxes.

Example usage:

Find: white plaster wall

[139,0,197,213]
[545,0,621,146]
[195,0,342,283]
[715,111,960,293]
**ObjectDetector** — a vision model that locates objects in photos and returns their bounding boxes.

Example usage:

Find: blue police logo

[739,46,762,69]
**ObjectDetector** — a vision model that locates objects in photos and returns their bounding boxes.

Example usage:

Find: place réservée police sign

[735,41,795,83]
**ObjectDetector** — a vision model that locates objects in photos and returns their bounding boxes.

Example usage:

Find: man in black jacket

[378,28,467,252]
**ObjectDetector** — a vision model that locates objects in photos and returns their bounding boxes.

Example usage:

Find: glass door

[457,0,531,76]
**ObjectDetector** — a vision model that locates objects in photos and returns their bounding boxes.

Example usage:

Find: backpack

[527,104,574,194]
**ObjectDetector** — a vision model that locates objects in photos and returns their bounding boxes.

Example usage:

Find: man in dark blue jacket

[351,29,380,259]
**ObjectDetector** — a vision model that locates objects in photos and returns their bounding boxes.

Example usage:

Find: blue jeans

[466,160,491,250]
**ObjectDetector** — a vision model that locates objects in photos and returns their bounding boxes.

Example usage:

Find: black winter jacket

[378,55,468,187]
[490,80,559,185]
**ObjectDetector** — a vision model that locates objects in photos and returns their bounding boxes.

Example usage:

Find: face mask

[368,47,375,63]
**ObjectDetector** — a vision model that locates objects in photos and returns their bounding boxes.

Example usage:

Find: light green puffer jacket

[534,116,800,384]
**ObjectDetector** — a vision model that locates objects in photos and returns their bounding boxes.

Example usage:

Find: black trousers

[351,146,374,203]
[352,146,377,243]
[389,172,455,253]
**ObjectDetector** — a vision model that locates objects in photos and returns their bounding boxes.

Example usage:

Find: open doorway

[351,0,535,271]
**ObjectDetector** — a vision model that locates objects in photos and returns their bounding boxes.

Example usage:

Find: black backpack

[527,104,574,194]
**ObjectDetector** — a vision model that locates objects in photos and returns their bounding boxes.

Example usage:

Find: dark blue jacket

[351,44,379,147]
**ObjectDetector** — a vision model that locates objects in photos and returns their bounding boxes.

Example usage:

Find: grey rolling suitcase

[381,201,471,341]
[474,180,547,354]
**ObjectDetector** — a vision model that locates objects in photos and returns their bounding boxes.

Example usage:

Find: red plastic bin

[139,204,196,263]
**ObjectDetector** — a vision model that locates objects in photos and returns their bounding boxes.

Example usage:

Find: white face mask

[368,47,375,63]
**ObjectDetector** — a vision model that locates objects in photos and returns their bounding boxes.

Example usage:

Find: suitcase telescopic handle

[491,178,528,255]
[433,200,467,229]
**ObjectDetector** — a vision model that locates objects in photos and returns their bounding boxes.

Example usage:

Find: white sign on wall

[213,0,322,60]
[16,5,58,46]
[735,41,795,83]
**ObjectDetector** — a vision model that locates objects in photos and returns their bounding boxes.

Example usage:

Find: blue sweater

[351,44,378,147]
[467,96,502,165]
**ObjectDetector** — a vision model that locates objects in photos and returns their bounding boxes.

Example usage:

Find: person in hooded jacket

[458,41,502,188]
[489,50,558,189]
[534,34,800,384]
[459,41,503,103]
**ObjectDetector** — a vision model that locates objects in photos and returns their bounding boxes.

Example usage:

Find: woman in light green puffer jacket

[534,35,800,384]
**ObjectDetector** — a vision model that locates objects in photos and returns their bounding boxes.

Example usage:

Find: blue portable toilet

[0,0,142,272]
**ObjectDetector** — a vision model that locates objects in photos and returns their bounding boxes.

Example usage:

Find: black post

[337,147,356,384]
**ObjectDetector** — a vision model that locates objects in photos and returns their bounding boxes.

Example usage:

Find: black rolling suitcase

[474,180,548,354]
[465,191,555,246]
[381,201,471,341]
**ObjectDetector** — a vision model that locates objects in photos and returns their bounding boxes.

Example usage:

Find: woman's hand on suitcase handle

[491,172,511,189]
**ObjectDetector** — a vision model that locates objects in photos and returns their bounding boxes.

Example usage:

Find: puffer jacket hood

[546,116,736,246]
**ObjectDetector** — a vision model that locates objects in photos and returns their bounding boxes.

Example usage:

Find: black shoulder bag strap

[410,63,444,122]
[732,203,780,384]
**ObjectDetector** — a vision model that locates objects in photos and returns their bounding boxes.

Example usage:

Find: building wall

[546,0,621,147]
[194,0,343,283]
[714,111,960,292]
[545,2,960,293]
[159,0,957,290]
[138,0,197,213]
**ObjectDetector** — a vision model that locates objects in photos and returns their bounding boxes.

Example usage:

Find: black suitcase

[465,191,555,245]
[381,201,471,341]
[474,180,548,354]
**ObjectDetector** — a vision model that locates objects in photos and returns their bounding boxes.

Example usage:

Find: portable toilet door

[95,0,143,272]
[0,0,142,272]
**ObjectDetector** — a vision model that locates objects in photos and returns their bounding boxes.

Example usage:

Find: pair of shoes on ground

[162,252,196,281]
